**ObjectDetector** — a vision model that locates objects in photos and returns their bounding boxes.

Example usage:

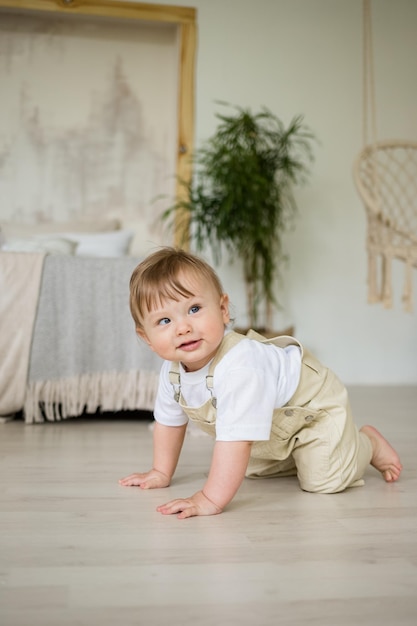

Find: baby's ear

[220,293,230,323]
[136,328,151,347]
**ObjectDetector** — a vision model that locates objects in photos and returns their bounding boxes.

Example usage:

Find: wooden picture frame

[0,0,196,245]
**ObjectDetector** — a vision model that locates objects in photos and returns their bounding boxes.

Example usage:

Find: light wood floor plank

[1,386,416,625]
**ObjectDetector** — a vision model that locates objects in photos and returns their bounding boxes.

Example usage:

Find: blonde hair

[130,247,225,330]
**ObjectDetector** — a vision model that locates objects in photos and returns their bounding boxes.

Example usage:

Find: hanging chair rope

[353,0,417,312]
[362,0,378,148]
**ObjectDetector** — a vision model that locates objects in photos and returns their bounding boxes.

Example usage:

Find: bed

[0,222,163,424]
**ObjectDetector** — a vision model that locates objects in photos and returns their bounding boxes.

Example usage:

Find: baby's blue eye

[189,305,200,314]
[158,318,170,326]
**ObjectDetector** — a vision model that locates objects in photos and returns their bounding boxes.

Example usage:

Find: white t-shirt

[153,334,302,442]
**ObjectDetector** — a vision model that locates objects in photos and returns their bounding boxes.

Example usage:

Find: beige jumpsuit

[168,330,373,493]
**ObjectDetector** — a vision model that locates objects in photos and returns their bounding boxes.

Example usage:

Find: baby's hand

[156,490,222,519]
[118,468,171,489]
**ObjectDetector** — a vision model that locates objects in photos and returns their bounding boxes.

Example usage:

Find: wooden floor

[1,386,416,626]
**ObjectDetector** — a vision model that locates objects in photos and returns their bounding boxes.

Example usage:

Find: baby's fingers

[118,473,146,486]
[157,499,196,518]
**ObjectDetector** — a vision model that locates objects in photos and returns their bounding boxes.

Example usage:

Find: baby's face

[137,271,229,371]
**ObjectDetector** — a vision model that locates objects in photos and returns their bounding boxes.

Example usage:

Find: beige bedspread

[0,251,46,417]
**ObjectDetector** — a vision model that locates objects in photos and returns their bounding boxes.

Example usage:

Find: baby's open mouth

[179,339,201,350]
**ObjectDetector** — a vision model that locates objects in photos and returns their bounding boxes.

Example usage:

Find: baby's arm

[119,421,187,489]
[156,440,252,518]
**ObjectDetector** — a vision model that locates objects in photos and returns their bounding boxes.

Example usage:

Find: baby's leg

[245,454,297,479]
[360,425,403,482]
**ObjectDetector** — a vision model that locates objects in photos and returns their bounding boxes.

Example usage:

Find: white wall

[131,0,416,385]
[2,1,415,383]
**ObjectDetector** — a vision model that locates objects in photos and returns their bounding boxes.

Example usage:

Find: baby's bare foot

[360,425,403,482]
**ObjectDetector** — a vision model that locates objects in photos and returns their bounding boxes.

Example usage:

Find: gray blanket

[25,255,162,422]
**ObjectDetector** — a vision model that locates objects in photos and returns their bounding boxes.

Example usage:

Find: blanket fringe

[23,369,159,424]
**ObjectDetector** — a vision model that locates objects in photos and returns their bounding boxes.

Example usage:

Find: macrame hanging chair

[353,0,417,312]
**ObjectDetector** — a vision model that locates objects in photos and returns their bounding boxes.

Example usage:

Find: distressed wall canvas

[0,12,179,246]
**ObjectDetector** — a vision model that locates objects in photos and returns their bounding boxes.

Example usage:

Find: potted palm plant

[164,103,316,333]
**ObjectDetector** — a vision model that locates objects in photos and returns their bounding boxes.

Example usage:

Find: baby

[119,247,402,518]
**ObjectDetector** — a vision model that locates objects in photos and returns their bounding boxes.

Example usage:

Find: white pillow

[59,230,134,257]
[1,236,78,255]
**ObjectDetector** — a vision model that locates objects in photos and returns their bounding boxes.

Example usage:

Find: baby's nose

[176,318,192,334]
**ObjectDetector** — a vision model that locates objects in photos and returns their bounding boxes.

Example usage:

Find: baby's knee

[298,473,365,494]
[299,480,345,494]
